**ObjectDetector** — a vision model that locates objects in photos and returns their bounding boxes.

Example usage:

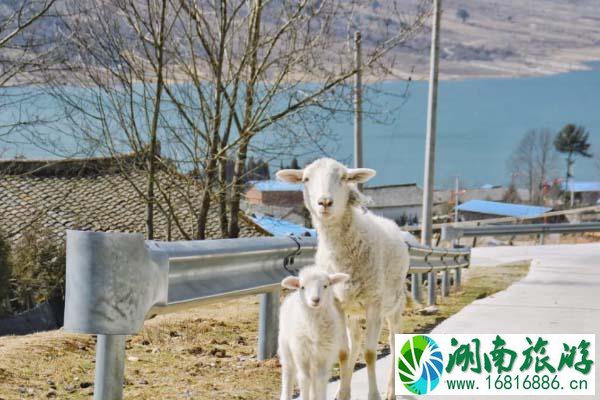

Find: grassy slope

[0,263,529,400]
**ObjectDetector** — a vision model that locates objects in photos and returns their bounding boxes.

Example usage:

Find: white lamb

[278,266,351,400]
[277,158,411,400]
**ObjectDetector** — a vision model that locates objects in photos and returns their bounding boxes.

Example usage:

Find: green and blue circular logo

[397,335,444,395]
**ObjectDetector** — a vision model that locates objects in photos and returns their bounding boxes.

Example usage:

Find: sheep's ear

[329,273,350,285]
[276,169,304,183]
[345,168,376,183]
[281,276,301,290]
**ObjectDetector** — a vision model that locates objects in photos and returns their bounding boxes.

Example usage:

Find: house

[0,153,268,244]
[562,181,600,206]
[363,183,426,223]
[456,199,552,221]
[243,180,307,226]
[250,214,316,237]
[244,180,304,207]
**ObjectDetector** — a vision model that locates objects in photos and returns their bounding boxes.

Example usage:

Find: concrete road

[326,243,600,399]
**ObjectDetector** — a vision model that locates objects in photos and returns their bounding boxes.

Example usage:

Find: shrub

[0,233,11,317]
[8,226,66,313]
[456,8,470,23]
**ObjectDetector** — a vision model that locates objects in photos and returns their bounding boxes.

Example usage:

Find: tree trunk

[196,138,221,239]
[228,138,250,238]
[145,0,167,240]
[217,154,229,237]
[194,0,229,240]
[228,0,261,238]
[564,151,573,206]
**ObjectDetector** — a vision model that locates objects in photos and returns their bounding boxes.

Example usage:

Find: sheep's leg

[335,342,351,400]
[297,370,311,400]
[385,311,403,400]
[279,358,295,400]
[310,362,329,400]
[336,315,361,400]
[365,304,383,400]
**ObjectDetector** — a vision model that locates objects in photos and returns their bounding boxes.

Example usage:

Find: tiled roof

[456,200,551,218]
[0,154,268,243]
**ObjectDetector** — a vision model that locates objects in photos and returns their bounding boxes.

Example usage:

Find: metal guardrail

[442,222,600,242]
[403,204,600,233]
[63,230,470,400]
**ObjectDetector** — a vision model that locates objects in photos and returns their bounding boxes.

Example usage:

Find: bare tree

[508,128,557,204]
[36,0,430,239]
[36,0,181,240]
[172,0,430,237]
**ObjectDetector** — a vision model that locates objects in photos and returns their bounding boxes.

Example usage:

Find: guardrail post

[428,272,436,305]
[455,267,462,289]
[411,273,422,303]
[442,269,450,297]
[258,289,280,360]
[94,334,126,400]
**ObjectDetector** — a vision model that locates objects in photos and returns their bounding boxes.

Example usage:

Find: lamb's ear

[276,169,304,183]
[345,168,376,183]
[281,276,301,290]
[329,273,350,285]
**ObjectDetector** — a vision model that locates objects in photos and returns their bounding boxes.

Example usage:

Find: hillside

[363,0,600,79]
[2,0,600,81]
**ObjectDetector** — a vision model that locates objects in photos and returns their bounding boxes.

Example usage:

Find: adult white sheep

[278,266,351,400]
[277,158,410,400]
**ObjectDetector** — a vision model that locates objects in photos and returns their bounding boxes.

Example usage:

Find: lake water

[328,62,600,188]
[3,63,600,189]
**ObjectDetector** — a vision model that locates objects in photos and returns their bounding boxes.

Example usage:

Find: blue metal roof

[561,181,600,192]
[251,214,316,237]
[249,180,303,192]
[456,200,551,218]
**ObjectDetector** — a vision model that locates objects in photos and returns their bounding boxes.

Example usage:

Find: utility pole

[354,31,363,188]
[421,0,442,306]
[454,176,460,222]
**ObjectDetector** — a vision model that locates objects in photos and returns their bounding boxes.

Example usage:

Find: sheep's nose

[311,296,320,305]
[318,196,333,207]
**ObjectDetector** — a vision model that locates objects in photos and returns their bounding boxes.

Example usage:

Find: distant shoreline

[368,51,600,83]
[5,54,600,88]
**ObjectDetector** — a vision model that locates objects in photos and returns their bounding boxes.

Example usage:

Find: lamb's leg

[297,370,311,400]
[365,304,383,400]
[336,315,361,400]
[385,311,403,400]
[279,352,295,400]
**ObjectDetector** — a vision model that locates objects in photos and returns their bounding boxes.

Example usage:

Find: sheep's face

[276,158,375,223]
[282,269,349,309]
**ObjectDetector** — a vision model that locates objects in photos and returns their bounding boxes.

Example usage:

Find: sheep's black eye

[323,284,328,289]
[301,286,305,290]
[303,177,309,182]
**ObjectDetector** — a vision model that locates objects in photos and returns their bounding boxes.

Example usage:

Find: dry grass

[0,263,529,400]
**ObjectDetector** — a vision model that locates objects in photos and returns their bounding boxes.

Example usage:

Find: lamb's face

[299,273,331,309]
[281,268,349,309]
[276,158,375,223]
